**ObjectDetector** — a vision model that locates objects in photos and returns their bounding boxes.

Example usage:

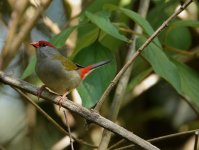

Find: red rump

[79,60,111,79]
[80,65,92,79]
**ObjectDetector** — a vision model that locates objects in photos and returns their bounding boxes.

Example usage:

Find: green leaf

[138,37,199,110]
[127,68,153,92]
[147,1,178,28]
[120,8,161,47]
[50,26,77,48]
[86,0,120,13]
[163,20,199,50]
[85,11,128,42]
[103,4,118,12]
[165,27,191,50]
[73,27,99,56]
[74,42,116,108]
[173,60,199,109]
[137,37,181,92]
[170,20,199,28]
[21,56,36,79]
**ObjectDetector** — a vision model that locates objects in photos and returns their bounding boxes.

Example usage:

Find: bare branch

[194,131,199,150]
[98,0,150,149]
[109,129,199,150]
[14,88,96,148]
[0,71,159,150]
[63,110,74,150]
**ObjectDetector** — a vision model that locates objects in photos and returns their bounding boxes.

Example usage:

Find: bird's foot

[37,85,47,101]
[57,92,69,110]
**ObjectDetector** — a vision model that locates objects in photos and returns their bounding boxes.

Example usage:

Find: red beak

[30,42,39,48]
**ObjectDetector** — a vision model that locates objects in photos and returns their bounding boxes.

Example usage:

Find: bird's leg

[37,85,47,100]
[57,91,69,110]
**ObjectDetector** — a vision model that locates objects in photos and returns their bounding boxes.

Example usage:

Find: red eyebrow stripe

[39,41,55,48]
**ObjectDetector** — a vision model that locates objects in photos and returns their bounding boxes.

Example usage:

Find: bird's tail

[80,60,111,79]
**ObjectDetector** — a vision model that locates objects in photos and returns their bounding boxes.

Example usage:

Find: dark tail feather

[91,60,111,70]
[80,60,111,79]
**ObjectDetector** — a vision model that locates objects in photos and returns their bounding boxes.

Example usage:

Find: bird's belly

[36,60,81,95]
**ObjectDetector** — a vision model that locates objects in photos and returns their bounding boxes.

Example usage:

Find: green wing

[53,55,78,71]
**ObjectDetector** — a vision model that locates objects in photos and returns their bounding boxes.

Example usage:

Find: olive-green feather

[53,55,78,71]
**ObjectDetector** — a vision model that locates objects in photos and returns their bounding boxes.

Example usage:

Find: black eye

[41,44,47,47]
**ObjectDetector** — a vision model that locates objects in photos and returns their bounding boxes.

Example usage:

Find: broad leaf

[21,56,36,79]
[165,27,191,50]
[120,8,161,47]
[173,60,199,109]
[50,26,77,48]
[137,37,181,92]
[138,38,181,92]
[138,37,199,109]
[164,20,199,50]
[74,42,116,108]
[85,11,128,42]
[147,0,178,28]
[170,20,199,28]
[86,0,120,13]
[73,27,99,56]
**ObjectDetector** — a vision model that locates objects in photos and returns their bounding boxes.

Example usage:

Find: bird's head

[30,41,57,59]
[30,41,55,48]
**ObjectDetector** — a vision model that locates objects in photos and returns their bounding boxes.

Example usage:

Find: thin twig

[110,129,199,150]
[0,71,159,150]
[94,0,193,112]
[98,0,150,149]
[108,139,125,150]
[14,88,97,148]
[63,110,74,150]
[194,131,199,150]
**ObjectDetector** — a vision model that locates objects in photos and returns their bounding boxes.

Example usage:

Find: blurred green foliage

[1,0,199,149]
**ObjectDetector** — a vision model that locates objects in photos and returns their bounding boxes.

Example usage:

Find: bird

[30,40,111,108]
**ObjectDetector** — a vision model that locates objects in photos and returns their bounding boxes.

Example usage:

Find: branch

[194,131,199,150]
[94,0,193,112]
[14,88,96,148]
[98,0,150,149]
[63,110,74,150]
[0,71,159,150]
[109,129,199,150]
